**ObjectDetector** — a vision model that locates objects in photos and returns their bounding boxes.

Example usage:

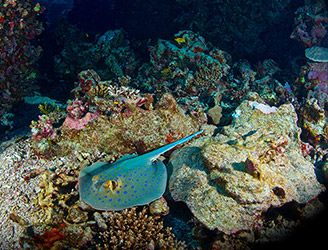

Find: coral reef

[30,115,57,156]
[54,26,139,82]
[58,92,201,159]
[290,0,328,48]
[0,0,43,116]
[291,1,328,110]
[0,134,187,248]
[174,0,293,58]
[0,1,327,248]
[169,97,323,236]
[134,30,294,126]
[51,70,202,159]
[136,30,230,99]
[291,1,327,153]
[0,68,203,248]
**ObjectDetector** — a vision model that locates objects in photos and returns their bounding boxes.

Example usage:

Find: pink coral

[63,99,98,130]
[62,112,98,130]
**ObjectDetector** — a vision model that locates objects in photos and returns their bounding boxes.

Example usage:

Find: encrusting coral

[95,207,186,250]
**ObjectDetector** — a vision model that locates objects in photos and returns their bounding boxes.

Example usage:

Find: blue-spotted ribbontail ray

[79,130,203,211]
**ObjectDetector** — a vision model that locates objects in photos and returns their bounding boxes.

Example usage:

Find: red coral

[33,227,65,249]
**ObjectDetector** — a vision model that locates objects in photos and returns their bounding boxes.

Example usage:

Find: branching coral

[95,207,186,250]
[188,64,225,94]
[74,70,145,116]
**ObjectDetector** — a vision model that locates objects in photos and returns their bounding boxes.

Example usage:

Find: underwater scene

[0,0,327,249]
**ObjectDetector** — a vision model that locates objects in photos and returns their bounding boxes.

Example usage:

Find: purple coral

[290,1,328,47]
[307,62,328,108]
[308,62,328,82]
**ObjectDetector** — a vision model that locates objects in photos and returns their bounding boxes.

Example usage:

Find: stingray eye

[112,180,118,190]
[103,180,119,191]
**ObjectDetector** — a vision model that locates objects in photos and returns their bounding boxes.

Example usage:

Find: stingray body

[79,130,203,211]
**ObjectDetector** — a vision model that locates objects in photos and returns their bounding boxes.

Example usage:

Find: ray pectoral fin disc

[79,159,167,211]
[78,130,202,211]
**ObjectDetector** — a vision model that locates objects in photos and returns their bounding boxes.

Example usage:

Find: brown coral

[188,64,225,94]
[95,207,185,250]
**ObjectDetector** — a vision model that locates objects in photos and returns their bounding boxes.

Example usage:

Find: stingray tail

[141,130,203,162]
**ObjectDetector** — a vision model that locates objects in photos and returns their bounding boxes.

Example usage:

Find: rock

[207,105,222,125]
[94,212,107,231]
[322,161,328,182]
[169,100,324,234]
[66,206,89,223]
[149,197,170,216]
